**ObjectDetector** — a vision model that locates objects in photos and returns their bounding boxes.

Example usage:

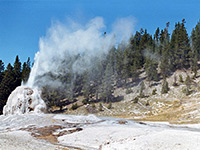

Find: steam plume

[26,16,135,88]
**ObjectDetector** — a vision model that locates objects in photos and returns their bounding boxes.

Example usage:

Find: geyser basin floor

[0,114,200,150]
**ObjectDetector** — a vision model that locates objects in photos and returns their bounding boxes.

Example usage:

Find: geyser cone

[3,86,46,115]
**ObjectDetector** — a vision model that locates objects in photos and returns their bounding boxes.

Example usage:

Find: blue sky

[0,0,200,66]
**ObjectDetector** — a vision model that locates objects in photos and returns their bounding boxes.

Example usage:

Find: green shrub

[82,99,88,105]
[182,87,192,96]
[126,88,133,94]
[71,103,78,110]
[172,75,178,86]
[161,79,170,94]
[152,88,157,95]
[139,81,145,97]
[179,75,183,83]
[133,97,139,103]
[185,75,191,89]
[92,103,96,109]
[99,103,103,111]
[146,101,150,106]
[139,95,147,98]
[108,103,112,109]
[192,74,196,79]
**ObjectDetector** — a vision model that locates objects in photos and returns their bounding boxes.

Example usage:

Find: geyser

[3,16,135,115]
[3,86,46,115]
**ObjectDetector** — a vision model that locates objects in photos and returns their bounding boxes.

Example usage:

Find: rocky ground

[1,114,200,150]
[0,114,100,150]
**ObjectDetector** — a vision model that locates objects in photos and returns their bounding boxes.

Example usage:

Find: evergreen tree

[116,43,129,84]
[161,78,170,94]
[180,20,191,68]
[100,62,114,103]
[154,27,160,42]
[107,103,112,109]
[142,29,159,81]
[184,75,192,95]
[0,60,4,84]
[132,31,144,68]
[128,34,142,81]
[160,49,171,78]
[99,103,103,111]
[170,20,191,70]
[13,55,22,87]
[179,74,184,83]
[130,61,139,81]
[82,54,107,102]
[185,75,191,89]
[154,27,161,55]
[22,57,31,83]
[41,86,68,111]
[139,81,145,97]
[140,29,149,50]
[82,73,94,101]
[92,57,106,100]
[0,63,16,113]
[144,58,159,81]
[159,23,173,77]
[191,46,198,78]
[191,21,200,77]
[191,21,200,60]
[160,42,171,78]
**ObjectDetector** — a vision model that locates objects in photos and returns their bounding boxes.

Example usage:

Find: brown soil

[20,125,83,150]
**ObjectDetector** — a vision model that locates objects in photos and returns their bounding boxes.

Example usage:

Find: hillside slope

[62,69,200,124]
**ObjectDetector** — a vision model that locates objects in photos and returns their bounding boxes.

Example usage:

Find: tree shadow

[50,108,68,114]
[149,82,161,87]
[110,96,124,103]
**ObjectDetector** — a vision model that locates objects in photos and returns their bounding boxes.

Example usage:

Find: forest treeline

[1,19,200,113]
[0,56,31,113]
[42,19,200,111]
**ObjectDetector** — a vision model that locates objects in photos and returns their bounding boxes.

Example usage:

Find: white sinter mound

[3,86,46,115]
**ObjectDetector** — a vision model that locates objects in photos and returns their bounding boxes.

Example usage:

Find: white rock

[3,86,46,115]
